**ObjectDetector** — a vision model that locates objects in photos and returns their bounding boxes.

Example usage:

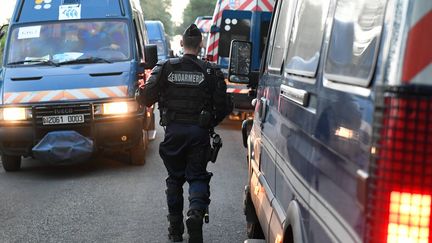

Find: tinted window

[325,0,386,86]
[260,20,270,61]
[134,15,146,62]
[219,13,251,58]
[268,0,293,72]
[150,39,167,56]
[285,0,330,77]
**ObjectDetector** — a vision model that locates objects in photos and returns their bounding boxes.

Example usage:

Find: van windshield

[6,20,131,66]
[149,39,167,57]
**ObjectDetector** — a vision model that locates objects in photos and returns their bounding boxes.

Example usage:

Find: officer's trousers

[159,123,212,217]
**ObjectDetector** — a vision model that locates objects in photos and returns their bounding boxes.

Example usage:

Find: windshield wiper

[58,57,112,65]
[7,59,60,67]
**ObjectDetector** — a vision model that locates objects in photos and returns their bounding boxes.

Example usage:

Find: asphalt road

[0,119,248,243]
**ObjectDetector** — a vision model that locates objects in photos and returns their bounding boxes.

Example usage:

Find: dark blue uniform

[137,52,231,242]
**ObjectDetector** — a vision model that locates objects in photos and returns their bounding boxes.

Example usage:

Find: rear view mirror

[144,44,158,69]
[228,40,252,84]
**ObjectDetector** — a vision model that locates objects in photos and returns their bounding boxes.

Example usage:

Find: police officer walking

[137,24,231,243]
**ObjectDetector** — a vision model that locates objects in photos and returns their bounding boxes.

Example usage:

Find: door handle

[280,84,309,107]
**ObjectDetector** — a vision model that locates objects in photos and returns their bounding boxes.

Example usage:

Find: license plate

[42,114,85,125]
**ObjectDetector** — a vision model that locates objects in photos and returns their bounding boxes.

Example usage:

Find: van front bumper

[0,115,144,157]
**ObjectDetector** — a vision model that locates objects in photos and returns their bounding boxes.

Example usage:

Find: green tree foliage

[0,27,8,67]
[140,0,173,35]
[178,0,216,34]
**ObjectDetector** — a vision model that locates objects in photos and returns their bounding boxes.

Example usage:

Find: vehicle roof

[194,16,212,33]
[195,16,212,21]
[212,0,274,12]
[145,21,165,41]
[11,0,141,24]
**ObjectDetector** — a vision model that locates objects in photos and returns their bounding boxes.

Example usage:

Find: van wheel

[244,187,264,239]
[1,155,22,172]
[247,221,264,239]
[143,130,149,150]
[129,136,146,166]
[149,113,155,131]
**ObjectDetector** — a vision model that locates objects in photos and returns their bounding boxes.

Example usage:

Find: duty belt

[160,110,200,126]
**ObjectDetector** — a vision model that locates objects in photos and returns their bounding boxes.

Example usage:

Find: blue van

[0,0,158,171]
[144,20,169,61]
[229,0,432,242]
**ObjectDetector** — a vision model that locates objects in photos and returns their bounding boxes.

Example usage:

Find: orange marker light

[387,192,431,243]
[275,234,283,243]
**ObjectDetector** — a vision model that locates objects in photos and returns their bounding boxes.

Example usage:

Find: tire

[129,134,146,166]
[143,130,149,150]
[143,111,155,131]
[244,187,264,239]
[148,112,155,131]
[1,155,22,172]
[247,221,264,239]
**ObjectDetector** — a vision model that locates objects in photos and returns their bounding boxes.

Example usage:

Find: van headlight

[96,101,139,115]
[2,107,28,121]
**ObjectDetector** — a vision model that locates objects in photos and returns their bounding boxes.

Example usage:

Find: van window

[219,10,252,58]
[259,20,271,61]
[285,0,330,77]
[324,0,387,87]
[7,20,130,65]
[268,0,292,73]
[133,17,146,63]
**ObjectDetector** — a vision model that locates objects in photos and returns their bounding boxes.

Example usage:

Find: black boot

[168,214,184,242]
[186,210,204,243]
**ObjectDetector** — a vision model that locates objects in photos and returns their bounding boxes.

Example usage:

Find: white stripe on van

[261,134,361,243]
[108,86,125,97]
[5,93,19,104]
[91,88,109,99]
[21,92,37,103]
[410,0,432,28]
[411,64,432,85]
[41,90,62,102]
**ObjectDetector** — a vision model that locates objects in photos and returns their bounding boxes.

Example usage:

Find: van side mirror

[228,40,252,84]
[144,44,158,69]
[210,25,219,33]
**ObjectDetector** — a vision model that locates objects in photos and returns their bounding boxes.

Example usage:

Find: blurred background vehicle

[145,20,171,61]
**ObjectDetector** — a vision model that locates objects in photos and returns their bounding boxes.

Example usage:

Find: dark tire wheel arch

[2,155,22,172]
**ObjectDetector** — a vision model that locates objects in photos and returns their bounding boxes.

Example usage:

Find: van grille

[33,104,93,126]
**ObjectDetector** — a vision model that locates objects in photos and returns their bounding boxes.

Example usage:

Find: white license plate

[42,114,85,125]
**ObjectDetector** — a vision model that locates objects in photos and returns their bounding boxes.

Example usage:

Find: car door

[250,0,298,241]
[276,0,333,241]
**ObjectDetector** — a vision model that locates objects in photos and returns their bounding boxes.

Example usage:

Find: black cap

[183,24,202,38]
